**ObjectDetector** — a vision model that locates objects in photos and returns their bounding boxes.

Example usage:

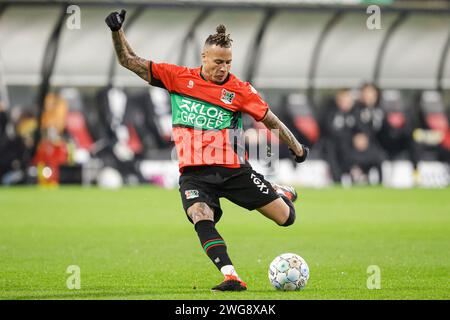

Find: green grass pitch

[0,186,449,300]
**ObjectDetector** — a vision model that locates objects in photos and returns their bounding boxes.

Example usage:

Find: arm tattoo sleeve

[111,30,149,82]
[262,110,304,156]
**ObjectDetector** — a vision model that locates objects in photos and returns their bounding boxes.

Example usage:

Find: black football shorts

[179,165,279,223]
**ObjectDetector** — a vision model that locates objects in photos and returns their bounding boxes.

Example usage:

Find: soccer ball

[268,253,309,291]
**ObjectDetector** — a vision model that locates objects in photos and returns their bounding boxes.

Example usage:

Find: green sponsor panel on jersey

[171,93,241,130]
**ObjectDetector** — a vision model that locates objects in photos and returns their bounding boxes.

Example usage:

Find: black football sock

[280,195,296,226]
[194,220,233,271]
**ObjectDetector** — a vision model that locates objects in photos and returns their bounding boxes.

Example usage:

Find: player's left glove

[105,9,126,32]
[289,145,309,163]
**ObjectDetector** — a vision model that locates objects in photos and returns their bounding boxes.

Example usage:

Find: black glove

[289,145,309,163]
[105,9,126,32]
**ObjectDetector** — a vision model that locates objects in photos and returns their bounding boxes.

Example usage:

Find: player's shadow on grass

[10,289,220,300]
[12,288,285,300]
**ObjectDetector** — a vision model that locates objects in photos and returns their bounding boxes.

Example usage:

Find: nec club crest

[220,89,235,105]
[185,189,199,199]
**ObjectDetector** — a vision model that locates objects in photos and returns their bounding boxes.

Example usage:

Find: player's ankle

[220,265,240,279]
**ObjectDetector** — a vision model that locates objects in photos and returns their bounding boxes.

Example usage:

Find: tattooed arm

[261,110,306,158]
[111,30,149,82]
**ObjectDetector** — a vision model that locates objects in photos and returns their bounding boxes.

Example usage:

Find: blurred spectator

[355,83,384,138]
[31,92,70,185]
[321,88,384,184]
[0,102,9,178]
[377,90,414,162]
[413,90,450,163]
[41,92,68,136]
[353,83,386,182]
[15,108,37,153]
[0,105,37,185]
[321,88,358,182]
[32,128,68,186]
[0,102,6,138]
[60,87,94,161]
[345,131,384,185]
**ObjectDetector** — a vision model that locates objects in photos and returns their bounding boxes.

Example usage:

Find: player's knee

[280,208,296,227]
[188,202,214,224]
[279,199,296,227]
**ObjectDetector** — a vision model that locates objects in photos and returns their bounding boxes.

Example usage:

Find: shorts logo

[185,189,199,199]
[220,89,235,105]
[251,173,269,194]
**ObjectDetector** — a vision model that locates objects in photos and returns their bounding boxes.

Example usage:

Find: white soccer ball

[268,253,309,291]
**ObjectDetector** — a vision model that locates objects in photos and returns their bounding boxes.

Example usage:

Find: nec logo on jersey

[185,190,199,199]
[220,89,235,105]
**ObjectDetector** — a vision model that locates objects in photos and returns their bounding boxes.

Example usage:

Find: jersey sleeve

[240,83,269,121]
[148,61,181,91]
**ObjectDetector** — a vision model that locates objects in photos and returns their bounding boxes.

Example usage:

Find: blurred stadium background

[0,0,449,189]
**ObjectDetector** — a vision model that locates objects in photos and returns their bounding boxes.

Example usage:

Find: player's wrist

[289,145,309,163]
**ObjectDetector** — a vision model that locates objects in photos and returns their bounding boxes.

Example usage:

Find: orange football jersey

[148,61,268,171]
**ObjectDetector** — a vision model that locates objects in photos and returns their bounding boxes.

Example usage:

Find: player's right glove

[289,145,309,163]
[105,9,126,32]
